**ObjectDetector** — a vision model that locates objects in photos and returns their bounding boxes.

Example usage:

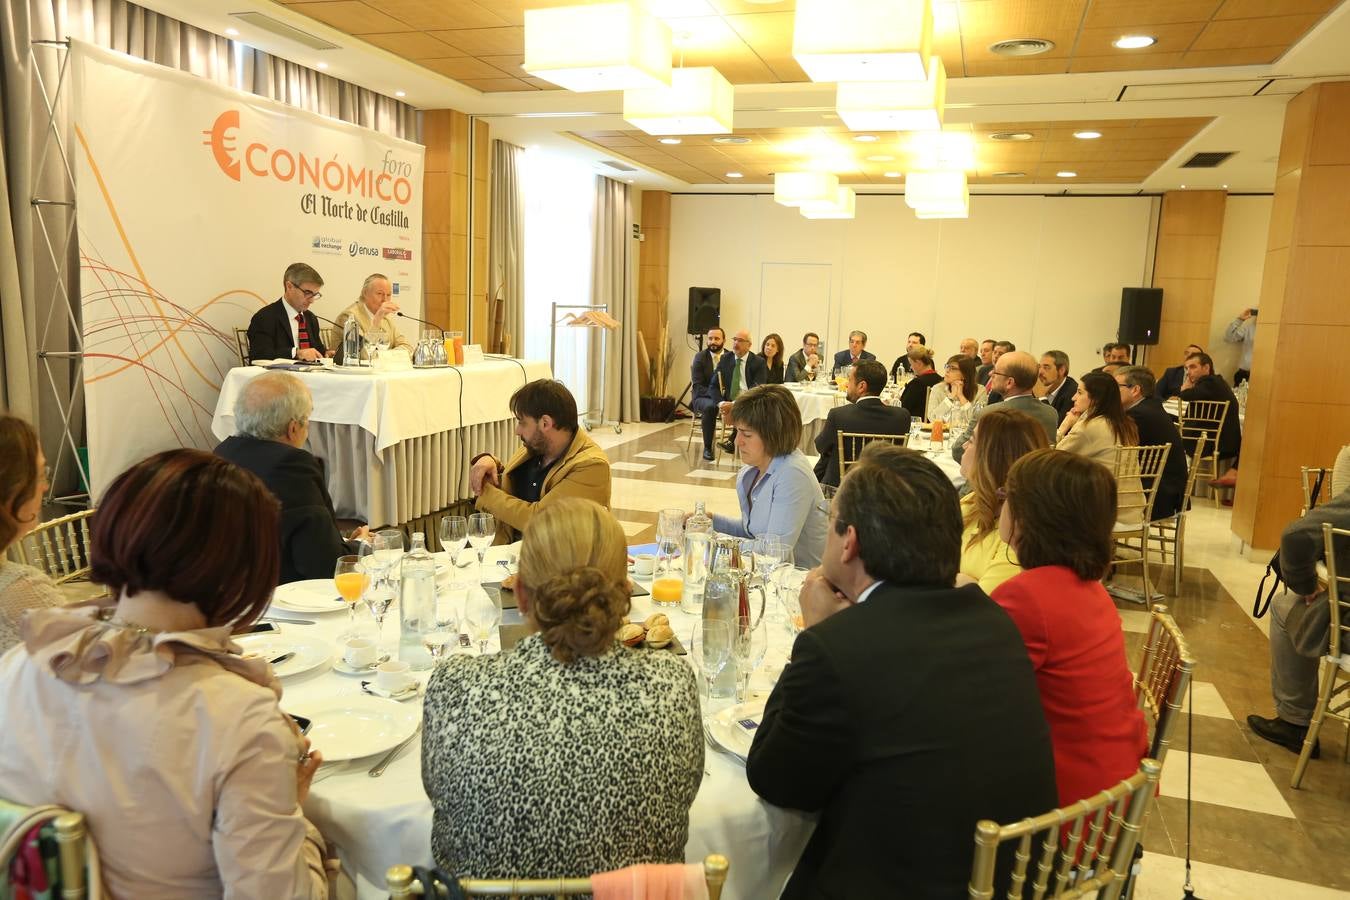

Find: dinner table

[260,543,816,899]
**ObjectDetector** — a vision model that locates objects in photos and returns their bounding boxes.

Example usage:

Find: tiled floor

[590,419,1350,898]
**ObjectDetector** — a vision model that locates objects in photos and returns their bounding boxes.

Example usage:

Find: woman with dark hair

[956,407,1049,593]
[0,415,63,652]
[1057,371,1142,522]
[422,497,701,879]
[927,354,987,428]
[714,385,829,567]
[0,449,329,898]
[760,333,786,384]
[992,449,1147,806]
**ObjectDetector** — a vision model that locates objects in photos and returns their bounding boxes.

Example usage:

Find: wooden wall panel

[1150,190,1226,377]
[422,110,491,341]
[1234,81,1350,549]
[637,190,672,395]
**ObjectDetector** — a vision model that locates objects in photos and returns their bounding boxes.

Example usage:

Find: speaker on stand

[1119,287,1163,366]
[670,287,722,421]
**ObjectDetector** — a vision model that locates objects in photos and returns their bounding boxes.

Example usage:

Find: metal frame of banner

[29,37,91,504]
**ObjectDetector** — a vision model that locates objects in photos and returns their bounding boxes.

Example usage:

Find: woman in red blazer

[992,448,1148,806]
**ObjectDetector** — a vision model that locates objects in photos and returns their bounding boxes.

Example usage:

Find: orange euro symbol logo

[202,110,241,182]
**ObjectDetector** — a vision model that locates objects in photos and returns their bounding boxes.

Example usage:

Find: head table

[266,543,815,899]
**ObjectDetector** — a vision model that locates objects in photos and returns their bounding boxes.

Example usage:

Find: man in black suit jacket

[1037,350,1078,424]
[704,329,767,456]
[1179,351,1243,486]
[889,331,926,378]
[831,330,876,370]
[214,371,367,583]
[245,262,331,363]
[815,360,911,487]
[1118,367,1188,520]
[689,327,727,460]
[747,445,1057,898]
[1157,343,1204,400]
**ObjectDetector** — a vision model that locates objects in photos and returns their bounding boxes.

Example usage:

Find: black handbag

[1254,468,1326,618]
[409,866,467,900]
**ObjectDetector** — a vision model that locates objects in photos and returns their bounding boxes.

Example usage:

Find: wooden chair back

[234,327,250,366]
[1177,399,1228,484]
[0,804,95,899]
[387,854,729,899]
[967,758,1162,899]
[1292,524,1350,788]
[1112,444,1171,526]
[1133,604,1196,764]
[15,508,96,584]
[838,431,908,478]
[1301,466,1333,516]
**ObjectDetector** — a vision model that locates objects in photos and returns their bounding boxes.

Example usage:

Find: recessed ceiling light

[884,172,901,178]
[1180,184,1187,189]
[626,179,635,183]
[726,172,743,178]
[1222,183,1229,189]
[1056,171,1077,178]
[713,136,751,144]
[1113,35,1156,49]
[658,137,682,144]
[866,155,895,162]
[993,171,1026,177]
[1073,130,1102,140]
[224,27,239,36]
[395,90,406,97]
[853,134,879,142]
[989,38,1055,57]
[989,131,1034,142]
[317,62,329,70]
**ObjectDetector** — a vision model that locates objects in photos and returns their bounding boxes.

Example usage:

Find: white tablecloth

[211,359,551,526]
[268,545,814,900]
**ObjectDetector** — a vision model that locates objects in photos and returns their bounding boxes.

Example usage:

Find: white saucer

[332,653,392,676]
[361,680,420,701]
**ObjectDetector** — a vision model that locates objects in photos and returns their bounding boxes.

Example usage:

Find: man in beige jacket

[334,273,414,354]
[470,379,611,541]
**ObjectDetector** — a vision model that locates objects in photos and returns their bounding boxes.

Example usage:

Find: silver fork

[369,722,422,777]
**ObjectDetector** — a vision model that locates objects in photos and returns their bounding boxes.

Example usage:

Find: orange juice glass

[651,576,684,606]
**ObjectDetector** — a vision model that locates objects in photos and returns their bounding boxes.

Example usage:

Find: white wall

[1208,195,1273,379]
[666,193,1157,389]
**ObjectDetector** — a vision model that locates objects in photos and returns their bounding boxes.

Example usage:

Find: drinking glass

[439,515,468,567]
[464,584,501,655]
[689,619,733,701]
[363,579,396,650]
[423,581,467,660]
[777,566,810,637]
[333,556,369,636]
[372,529,404,584]
[657,508,685,543]
[733,617,769,702]
[468,512,496,577]
[753,536,791,594]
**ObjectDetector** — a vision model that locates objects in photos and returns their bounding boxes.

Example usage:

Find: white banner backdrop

[71,41,425,497]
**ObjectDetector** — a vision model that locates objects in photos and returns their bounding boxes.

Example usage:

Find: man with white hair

[334,273,414,354]
[215,371,369,583]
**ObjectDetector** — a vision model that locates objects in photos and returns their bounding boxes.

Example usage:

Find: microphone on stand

[397,310,447,333]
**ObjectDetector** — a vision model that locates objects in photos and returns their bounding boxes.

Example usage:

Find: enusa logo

[202,110,241,182]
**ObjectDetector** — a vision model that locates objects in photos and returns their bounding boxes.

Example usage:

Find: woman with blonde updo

[420,497,703,880]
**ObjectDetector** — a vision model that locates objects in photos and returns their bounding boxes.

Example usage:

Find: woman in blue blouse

[712,385,828,567]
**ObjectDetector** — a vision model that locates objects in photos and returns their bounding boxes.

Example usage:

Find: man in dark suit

[953,351,1057,462]
[897,346,943,419]
[889,331,926,378]
[1037,350,1078,424]
[246,262,331,363]
[1179,351,1243,487]
[689,326,727,460]
[1117,366,1188,520]
[974,338,996,384]
[214,371,368,583]
[831,330,876,370]
[1157,343,1204,400]
[747,444,1057,898]
[814,360,911,487]
[705,329,767,457]
[785,331,822,382]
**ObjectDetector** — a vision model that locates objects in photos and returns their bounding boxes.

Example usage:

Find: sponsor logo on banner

[201,109,417,205]
[348,242,379,257]
[382,247,412,260]
[392,283,400,295]
[311,236,342,254]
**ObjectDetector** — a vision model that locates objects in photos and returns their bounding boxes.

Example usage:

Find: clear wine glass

[689,619,733,701]
[464,584,501,655]
[363,579,395,651]
[777,566,810,638]
[439,515,468,568]
[733,617,769,703]
[468,512,496,578]
[372,529,404,587]
[422,582,466,660]
[333,556,368,637]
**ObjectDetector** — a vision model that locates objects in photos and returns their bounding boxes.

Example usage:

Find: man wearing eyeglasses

[951,351,1057,463]
[246,262,332,363]
[704,329,767,458]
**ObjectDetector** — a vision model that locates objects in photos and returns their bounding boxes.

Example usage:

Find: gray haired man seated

[214,371,368,584]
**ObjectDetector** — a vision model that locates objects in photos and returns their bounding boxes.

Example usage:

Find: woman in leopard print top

[421,498,703,879]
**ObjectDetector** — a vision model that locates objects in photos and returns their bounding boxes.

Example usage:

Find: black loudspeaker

[688,287,721,335]
[1119,287,1163,345]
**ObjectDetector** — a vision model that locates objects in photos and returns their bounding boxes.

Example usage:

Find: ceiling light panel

[624,67,734,135]
[836,56,945,132]
[774,171,840,207]
[524,2,673,92]
[793,0,933,83]
[801,185,857,219]
[904,169,967,211]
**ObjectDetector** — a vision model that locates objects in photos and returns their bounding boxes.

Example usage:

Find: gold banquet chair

[386,854,730,899]
[1133,604,1196,765]
[0,804,99,899]
[1146,434,1209,597]
[15,508,96,585]
[838,431,909,479]
[967,758,1162,900]
[1291,523,1350,789]
[1176,400,1228,501]
[1106,445,1170,608]
[234,327,251,366]
[1301,465,1333,516]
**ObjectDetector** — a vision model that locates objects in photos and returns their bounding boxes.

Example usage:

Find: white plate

[235,632,331,679]
[284,695,420,762]
[323,364,378,376]
[361,680,421,701]
[271,579,350,614]
[705,700,767,764]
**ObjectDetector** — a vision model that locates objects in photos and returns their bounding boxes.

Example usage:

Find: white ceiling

[140,0,1350,194]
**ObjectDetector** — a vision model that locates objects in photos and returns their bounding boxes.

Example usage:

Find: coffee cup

[375,659,414,695]
[632,554,656,577]
[342,636,378,669]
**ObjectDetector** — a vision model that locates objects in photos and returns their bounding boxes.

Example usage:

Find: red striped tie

[296,313,311,350]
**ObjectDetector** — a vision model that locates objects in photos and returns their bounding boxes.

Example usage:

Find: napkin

[591,863,707,900]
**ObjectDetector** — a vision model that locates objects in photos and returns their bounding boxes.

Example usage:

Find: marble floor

[590,419,1350,899]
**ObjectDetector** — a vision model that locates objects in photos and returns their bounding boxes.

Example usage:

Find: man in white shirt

[245,262,332,362]
[1224,307,1256,386]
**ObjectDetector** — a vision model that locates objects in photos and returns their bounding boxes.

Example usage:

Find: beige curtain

[589,175,640,424]
[489,140,524,357]
[0,0,417,492]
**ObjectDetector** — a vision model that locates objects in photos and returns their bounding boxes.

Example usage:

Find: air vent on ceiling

[600,159,638,172]
[1180,151,1235,168]
[229,12,341,50]
[989,38,1056,57]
